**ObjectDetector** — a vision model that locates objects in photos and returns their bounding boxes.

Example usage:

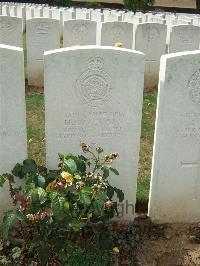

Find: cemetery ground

[24,87,200,265]
[1,30,200,265]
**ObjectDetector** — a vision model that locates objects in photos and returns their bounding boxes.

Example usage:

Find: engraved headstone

[76,9,89,20]
[63,8,75,21]
[170,25,200,53]
[44,46,145,219]
[101,22,133,49]
[26,18,60,87]
[0,44,27,219]
[103,10,119,22]
[0,16,23,47]
[135,22,167,88]
[90,9,103,22]
[63,20,97,47]
[149,51,200,223]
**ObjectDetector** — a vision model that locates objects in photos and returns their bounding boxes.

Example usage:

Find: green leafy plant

[0,142,124,265]
[84,2,102,8]
[123,0,154,12]
[52,0,71,7]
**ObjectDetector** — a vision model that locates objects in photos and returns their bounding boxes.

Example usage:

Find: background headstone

[26,18,60,87]
[135,22,167,88]
[0,44,27,219]
[63,20,97,47]
[101,22,133,49]
[0,16,23,47]
[169,25,200,53]
[149,51,200,223]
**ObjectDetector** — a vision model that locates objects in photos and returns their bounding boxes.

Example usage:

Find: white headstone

[149,50,200,223]
[101,22,133,49]
[0,44,27,219]
[76,10,89,20]
[135,22,167,88]
[90,9,103,22]
[103,10,119,22]
[9,5,17,17]
[0,16,23,47]
[170,25,200,53]
[44,46,145,219]
[63,20,97,47]
[26,18,60,87]
[63,8,75,21]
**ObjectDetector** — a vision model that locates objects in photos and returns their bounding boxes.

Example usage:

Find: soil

[133,215,200,266]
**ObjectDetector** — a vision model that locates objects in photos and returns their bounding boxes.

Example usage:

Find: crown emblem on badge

[88,57,104,71]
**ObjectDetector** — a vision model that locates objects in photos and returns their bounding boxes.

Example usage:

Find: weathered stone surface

[0,44,27,219]
[149,50,200,223]
[0,16,23,47]
[26,18,60,87]
[101,21,133,49]
[44,46,145,219]
[135,22,167,88]
[63,20,97,46]
[170,25,200,53]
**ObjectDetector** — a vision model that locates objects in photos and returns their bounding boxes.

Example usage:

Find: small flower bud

[96,147,103,153]
[80,141,89,152]
[105,200,113,207]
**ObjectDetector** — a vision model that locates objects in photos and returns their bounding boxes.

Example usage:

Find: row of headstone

[1,14,200,88]
[1,14,200,52]
[1,1,199,31]
[1,44,200,223]
[1,2,200,27]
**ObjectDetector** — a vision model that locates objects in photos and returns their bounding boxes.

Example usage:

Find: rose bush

[0,142,124,265]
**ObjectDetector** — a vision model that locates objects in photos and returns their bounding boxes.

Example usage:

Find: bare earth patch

[134,216,200,266]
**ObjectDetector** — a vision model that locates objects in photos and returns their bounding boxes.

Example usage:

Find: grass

[26,94,45,166]
[137,93,157,203]
[25,90,157,205]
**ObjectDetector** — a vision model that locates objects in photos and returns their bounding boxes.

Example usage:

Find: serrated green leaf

[0,255,10,264]
[76,158,86,173]
[0,175,7,187]
[64,201,70,212]
[22,159,37,175]
[51,196,65,220]
[96,192,107,201]
[12,163,24,179]
[82,187,92,194]
[37,175,46,188]
[107,186,115,199]
[93,201,104,217]
[109,167,119,175]
[15,212,26,221]
[102,167,109,179]
[11,247,22,259]
[114,187,124,202]
[80,192,91,206]
[37,187,47,204]
[2,212,16,240]
[70,220,85,231]
[64,158,77,174]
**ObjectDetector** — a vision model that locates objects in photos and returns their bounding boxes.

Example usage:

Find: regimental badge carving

[76,57,112,107]
[188,69,200,104]
[0,20,14,31]
[72,23,88,42]
[35,22,50,35]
